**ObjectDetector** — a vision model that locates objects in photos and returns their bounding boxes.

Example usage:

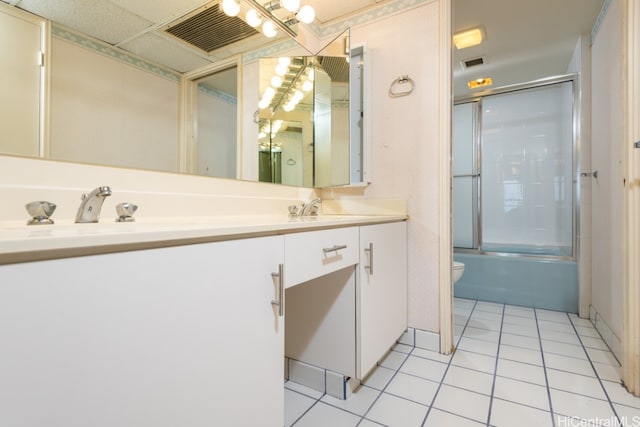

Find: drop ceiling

[2,0,606,95]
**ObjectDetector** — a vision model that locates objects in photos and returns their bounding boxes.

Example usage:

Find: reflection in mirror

[194,65,238,179]
[257,30,351,188]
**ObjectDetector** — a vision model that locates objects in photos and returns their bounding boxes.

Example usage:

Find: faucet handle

[288,204,299,217]
[25,201,56,225]
[116,202,138,222]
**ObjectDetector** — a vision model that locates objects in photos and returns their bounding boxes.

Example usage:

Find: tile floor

[284,298,640,426]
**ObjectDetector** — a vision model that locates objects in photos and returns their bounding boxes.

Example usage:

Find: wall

[591,0,623,344]
[196,87,237,179]
[326,1,442,333]
[49,37,180,172]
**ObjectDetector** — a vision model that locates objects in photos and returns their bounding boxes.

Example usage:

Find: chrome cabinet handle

[323,244,347,254]
[364,242,374,275]
[271,264,284,317]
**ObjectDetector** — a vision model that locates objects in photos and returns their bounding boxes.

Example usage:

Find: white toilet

[453,261,465,285]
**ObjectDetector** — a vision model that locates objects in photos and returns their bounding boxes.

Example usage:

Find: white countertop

[0,214,407,264]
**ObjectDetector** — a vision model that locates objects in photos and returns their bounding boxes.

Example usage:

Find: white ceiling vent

[164,3,259,53]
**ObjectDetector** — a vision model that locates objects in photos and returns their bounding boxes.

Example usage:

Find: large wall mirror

[0,1,361,189]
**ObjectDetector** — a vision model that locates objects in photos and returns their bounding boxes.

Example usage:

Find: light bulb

[296,5,315,24]
[302,80,313,92]
[246,9,262,27]
[221,0,240,17]
[278,57,291,67]
[307,68,314,81]
[258,99,270,109]
[262,20,277,38]
[280,0,300,12]
[283,103,294,112]
[270,76,283,87]
[264,86,276,99]
[275,63,288,76]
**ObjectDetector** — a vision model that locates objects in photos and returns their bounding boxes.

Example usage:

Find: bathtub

[453,252,578,313]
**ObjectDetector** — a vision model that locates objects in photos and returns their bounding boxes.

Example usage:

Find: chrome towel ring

[389,75,415,98]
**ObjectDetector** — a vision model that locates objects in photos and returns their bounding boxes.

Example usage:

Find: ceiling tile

[118,32,212,73]
[17,0,152,44]
[108,0,207,25]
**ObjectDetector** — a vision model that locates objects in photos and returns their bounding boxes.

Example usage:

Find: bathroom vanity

[0,215,407,427]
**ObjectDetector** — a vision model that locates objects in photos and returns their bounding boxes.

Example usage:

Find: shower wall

[453,80,578,310]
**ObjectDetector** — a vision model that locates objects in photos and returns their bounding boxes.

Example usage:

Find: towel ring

[389,75,415,98]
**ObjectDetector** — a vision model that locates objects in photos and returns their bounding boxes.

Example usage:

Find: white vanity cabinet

[358,221,408,378]
[0,236,285,427]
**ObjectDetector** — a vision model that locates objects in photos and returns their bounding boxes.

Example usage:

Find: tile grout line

[533,308,557,427]
[418,299,479,426]
[566,312,623,425]
[485,303,506,427]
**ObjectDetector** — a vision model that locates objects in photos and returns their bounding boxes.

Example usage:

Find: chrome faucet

[75,186,112,223]
[300,198,321,216]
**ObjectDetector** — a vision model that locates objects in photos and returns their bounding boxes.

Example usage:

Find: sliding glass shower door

[453,80,575,258]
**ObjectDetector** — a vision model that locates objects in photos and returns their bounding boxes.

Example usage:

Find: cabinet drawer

[284,227,359,287]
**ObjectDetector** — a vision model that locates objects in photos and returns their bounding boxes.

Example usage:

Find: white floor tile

[320,385,380,416]
[501,323,539,338]
[443,364,494,395]
[399,355,448,383]
[546,369,608,400]
[503,314,537,327]
[285,389,317,427]
[393,343,413,354]
[423,408,486,426]
[463,326,501,343]
[539,329,581,345]
[490,398,554,427]
[537,320,576,334]
[500,333,541,351]
[385,372,440,406]
[467,318,502,332]
[496,358,546,386]
[457,336,500,357]
[493,376,550,411]
[365,393,429,427]
[451,349,497,374]
[544,353,598,377]
[504,305,535,318]
[285,381,325,399]
[550,388,616,422]
[411,347,453,364]
[499,344,543,366]
[575,325,602,338]
[362,366,396,390]
[541,339,587,359]
[613,403,640,425]
[535,309,570,323]
[580,336,610,351]
[357,419,386,427]
[379,350,409,371]
[471,310,503,322]
[432,384,491,424]
[593,361,621,382]
[601,380,640,409]
[475,301,504,313]
[586,347,620,366]
[293,402,360,427]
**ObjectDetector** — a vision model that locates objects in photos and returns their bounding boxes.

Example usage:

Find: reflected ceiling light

[246,9,263,27]
[296,5,315,24]
[221,0,240,17]
[301,80,313,91]
[262,20,278,37]
[453,27,484,49]
[275,62,288,76]
[467,77,493,89]
[281,0,300,12]
[271,75,283,87]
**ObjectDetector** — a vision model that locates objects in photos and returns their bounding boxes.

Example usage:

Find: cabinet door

[358,221,408,378]
[0,236,284,427]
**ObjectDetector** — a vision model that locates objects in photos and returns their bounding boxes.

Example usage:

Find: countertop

[0,214,407,265]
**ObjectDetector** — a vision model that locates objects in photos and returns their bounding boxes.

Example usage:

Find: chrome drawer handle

[364,242,374,275]
[271,264,284,317]
[323,244,347,254]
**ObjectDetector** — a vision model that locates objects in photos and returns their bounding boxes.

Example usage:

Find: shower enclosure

[453,76,578,312]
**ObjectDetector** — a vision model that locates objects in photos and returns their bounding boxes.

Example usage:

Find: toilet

[453,261,465,285]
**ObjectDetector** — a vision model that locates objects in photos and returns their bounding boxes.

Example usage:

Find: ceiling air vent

[317,56,350,83]
[461,57,485,69]
[165,3,259,53]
